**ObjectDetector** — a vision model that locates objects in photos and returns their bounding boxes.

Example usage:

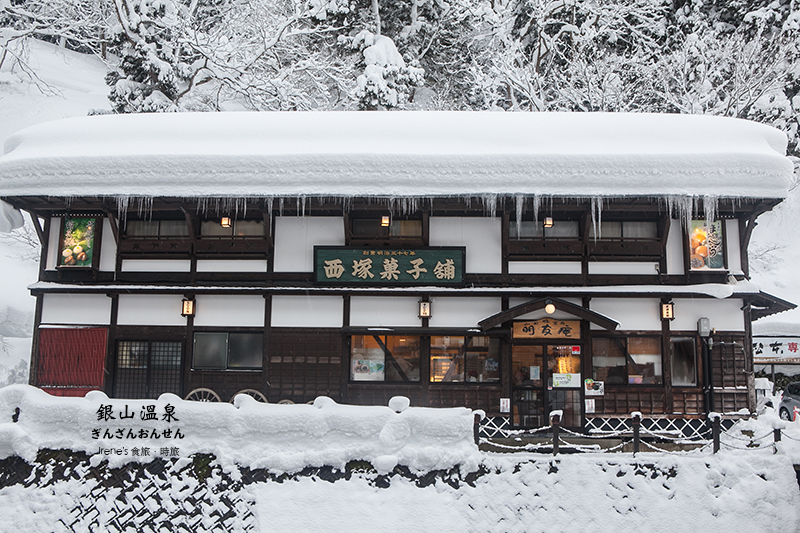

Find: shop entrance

[511,344,583,428]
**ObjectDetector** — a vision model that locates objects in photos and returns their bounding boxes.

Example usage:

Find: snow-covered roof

[0,111,793,199]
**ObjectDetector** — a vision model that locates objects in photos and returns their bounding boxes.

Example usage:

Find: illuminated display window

[689,220,724,270]
[592,336,662,385]
[350,335,420,382]
[430,336,500,383]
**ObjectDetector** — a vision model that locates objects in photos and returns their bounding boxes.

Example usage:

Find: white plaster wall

[197,260,268,272]
[666,220,684,275]
[350,296,421,327]
[45,217,61,271]
[117,295,187,326]
[508,261,582,275]
[589,298,662,331]
[509,297,583,321]
[41,294,111,325]
[588,262,659,275]
[121,260,191,272]
[273,216,345,272]
[429,217,501,274]
[725,219,743,275]
[428,297,502,328]
[194,295,265,327]
[270,296,343,327]
[671,298,745,332]
[99,218,117,272]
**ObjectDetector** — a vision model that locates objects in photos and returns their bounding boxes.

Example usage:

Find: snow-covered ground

[0,385,798,532]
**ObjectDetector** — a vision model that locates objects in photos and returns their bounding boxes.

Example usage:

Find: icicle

[115,195,130,223]
[703,194,719,228]
[590,196,603,241]
[481,194,498,218]
[532,194,541,227]
[514,194,524,235]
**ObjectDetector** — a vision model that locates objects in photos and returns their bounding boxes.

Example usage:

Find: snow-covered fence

[0,385,481,473]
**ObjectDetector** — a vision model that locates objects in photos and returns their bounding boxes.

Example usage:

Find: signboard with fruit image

[689,220,724,270]
[59,217,95,267]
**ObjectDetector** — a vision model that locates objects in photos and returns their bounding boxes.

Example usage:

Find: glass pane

[234,220,265,236]
[466,337,501,383]
[201,220,233,237]
[512,345,544,387]
[118,341,149,368]
[193,333,227,369]
[671,337,697,386]
[351,335,386,381]
[627,337,662,384]
[385,336,420,382]
[592,337,627,384]
[549,389,582,427]
[430,336,464,382]
[159,220,189,237]
[391,220,422,237]
[599,221,622,238]
[352,219,387,237]
[546,221,579,238]
[624,221,657,239]
[126,220,160,237]
[513,389,544,427]
[228,333,263,368]
[511,221,543,238]
[549,345,581,387]
[150,341,182,368]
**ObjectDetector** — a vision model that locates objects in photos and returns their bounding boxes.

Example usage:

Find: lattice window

[114,340,182,399]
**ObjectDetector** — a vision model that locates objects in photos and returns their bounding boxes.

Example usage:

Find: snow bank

[0,112,792,199]
[0,385,480,473]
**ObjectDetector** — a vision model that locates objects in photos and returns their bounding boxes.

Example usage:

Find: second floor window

[125,220,189,238]
[200,219,265,237]
[511,220,579,239]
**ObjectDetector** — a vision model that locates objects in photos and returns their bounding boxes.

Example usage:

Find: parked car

[779,382,800,421]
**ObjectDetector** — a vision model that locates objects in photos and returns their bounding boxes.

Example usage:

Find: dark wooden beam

[478,296,619,331]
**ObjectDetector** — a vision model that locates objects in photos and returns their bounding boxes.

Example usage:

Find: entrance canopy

[478,297,619,331]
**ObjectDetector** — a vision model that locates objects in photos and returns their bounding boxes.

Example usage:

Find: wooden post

[712,415,720,454]
[632,412,641,456]
[474,413,481,446]
[774,427,782,443]
[551,412,561,456]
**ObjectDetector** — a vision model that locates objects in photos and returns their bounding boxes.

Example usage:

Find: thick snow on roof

[0,112,793,199]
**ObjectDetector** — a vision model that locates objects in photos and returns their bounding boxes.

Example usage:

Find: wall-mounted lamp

[221,217,232,228]
[661,302,675,320]
[543,217,554,228]
[419,300,432,319]
[544,299,556,315]
[381,216,390,227]
[181,298,196,317]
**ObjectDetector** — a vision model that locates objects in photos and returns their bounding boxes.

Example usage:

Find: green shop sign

[314,247,465,285]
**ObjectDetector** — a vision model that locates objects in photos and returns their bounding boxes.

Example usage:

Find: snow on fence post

[709,412,721,454]
[631,412,642,456]
[550,410,562,456]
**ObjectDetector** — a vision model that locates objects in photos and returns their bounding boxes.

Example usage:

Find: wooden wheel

[277,399,295,405]
[184,388,221,402]
[230,389,268,403]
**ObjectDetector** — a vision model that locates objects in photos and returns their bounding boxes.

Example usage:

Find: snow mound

[0,385,480,473]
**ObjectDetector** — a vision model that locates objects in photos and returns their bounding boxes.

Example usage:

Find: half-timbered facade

[0,111,794,432]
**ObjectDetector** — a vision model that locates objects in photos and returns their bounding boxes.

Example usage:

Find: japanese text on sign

[92,403,185,457]
[315,247,464,285]
[513,319,581,340]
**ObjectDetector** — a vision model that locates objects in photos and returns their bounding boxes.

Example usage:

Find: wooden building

[0,111,795,434]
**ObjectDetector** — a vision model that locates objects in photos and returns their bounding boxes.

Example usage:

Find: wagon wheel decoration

[230,389,268,404]
[277,399,295,405]
[184,388,221,402]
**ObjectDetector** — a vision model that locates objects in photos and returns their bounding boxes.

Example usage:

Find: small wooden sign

[513,318,580,340]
